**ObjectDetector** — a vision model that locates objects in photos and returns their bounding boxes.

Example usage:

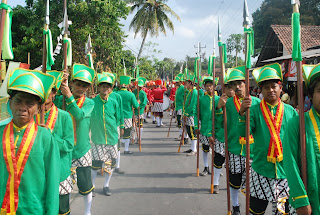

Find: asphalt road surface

[70,112,272,215]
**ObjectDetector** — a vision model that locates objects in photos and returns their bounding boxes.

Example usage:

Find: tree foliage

[226,34,244,66]
[12,0,129,76]
[252,0,320,55]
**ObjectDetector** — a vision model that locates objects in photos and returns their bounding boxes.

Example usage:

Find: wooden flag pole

[196,58,200,177]
[137,82,141,152]
[293,3,307,190]
[219,44,231,215]
[210,56,216,194]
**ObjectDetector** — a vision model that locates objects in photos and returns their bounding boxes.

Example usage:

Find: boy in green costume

[174,74,186,141]
[117,76,139,154]
[239,63,298,215]
[35,71,74,215]
[195,76,227,193]
[283,63,320,215]
[90,74,120,196]
[223,65,260,215]
[56,64,95,215]
[0,69,59,215]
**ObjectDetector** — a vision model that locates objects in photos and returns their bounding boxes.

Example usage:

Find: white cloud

[176,26,195,39]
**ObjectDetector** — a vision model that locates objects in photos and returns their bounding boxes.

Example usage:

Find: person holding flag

[0,69,59,215]
[55,63,95,215]
[223,65,260,215]
[283,64,320,215]
[195,77,227,192]
[90,74,121,197]
[151,80,167,127]
[239,63,297,215]
[35,70,74,215]
[117,76,140,154]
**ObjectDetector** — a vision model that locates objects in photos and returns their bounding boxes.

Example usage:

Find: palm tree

[127,0,181,59]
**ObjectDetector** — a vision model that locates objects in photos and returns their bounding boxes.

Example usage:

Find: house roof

[256,25,320,67]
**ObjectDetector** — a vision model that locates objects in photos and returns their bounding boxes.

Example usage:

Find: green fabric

[44,107,74,182]
[239,102,298,179]
[218,41,223,47]
[43,29,55,70]
[47,70,63,90]
[63,38,72,66]
[302,64,320,87]
[207,55,216,76]
[194,57,201,80]
[8,69,55,103]
[244,27,254,69]
[103,72,117,84]
[109,92,124,128]
[199,88,204,97]
[87,53,94,69]
[183,88,198,117]
[116,88,139,118]
[72,64,95,84]
[54,95,94,159]
[133,89,147,116]
[292,13,302,62]
[283,108,320,212]
[223,43,228,64]
[226,96,260,157]
[226,65,246,83]
[203,76,219,86]
[136,66,139,79]
[0,123,60,214]
[252,63,283,84]
[90,95,119,146]
[184,68,188,81]
[0,3,13,60]
[175,85,185,111]
[120,76,131,85]
[194,94,224,142]
[97,73,113,85]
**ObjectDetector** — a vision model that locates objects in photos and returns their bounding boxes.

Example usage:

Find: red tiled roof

[272,25,320,54]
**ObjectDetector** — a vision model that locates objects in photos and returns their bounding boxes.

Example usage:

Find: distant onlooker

[281,93,291,104]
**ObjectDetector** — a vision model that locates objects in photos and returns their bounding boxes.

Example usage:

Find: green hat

[47,70,63,90]
[302,64,320,87]
[203,76,219,86]
[223,73,229,85]
[252,63,283,84]
[137,77,147,87]
[8,69,55,103]
[71,63,95,84]
[103,72,117,84]
[120,76,132,85]
[226,65,245,83]
[97,73,113,85]
[186,74,195,82]
[175,74,184,82]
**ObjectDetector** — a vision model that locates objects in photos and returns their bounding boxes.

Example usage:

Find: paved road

[70,113,262,215]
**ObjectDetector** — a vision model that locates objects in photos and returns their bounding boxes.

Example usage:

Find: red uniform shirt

[152,87,167,103]
[169,87,177,101]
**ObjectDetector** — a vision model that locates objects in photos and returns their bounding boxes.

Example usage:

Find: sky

[12,0,264,62]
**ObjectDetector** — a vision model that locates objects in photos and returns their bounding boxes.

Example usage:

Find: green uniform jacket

[109,92,124,128]
[183,88,198,118]
[0,123,60,215]
[199,88,204,97]
[226,96,260,157]
[239,101,298,179]
[45,107,74,182]
[116,88,139,119]
[283,107,320,213]
[194,93,224,142]
[90,95,119,146]
[55,95,94,159]
[133,89,148,116]
[175,85,185,111]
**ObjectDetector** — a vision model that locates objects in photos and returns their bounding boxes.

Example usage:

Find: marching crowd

[0,61,319,215]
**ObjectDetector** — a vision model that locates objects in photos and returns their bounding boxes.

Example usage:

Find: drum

[163,95,170,111]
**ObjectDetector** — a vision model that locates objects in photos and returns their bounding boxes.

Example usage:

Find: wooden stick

[293,2,308,192]
[219,45,231,215]
[244,27,251,215]
[210,57,216,194]
[62,0,68,111]
[41,24,48,124]
[137,85,141,152]
[196,59,200,177]
[167,109,174,137]
[28,52,30,65]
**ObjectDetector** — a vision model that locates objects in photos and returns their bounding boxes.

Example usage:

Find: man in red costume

[151,80,167,127]
[169,82,177,117]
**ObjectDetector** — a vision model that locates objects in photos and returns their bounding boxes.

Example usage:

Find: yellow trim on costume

[59,209,71,215]
[309,109,320,153]
[79,186,94,195]
[66,99,75,105]
[292,195,308,201]
[229,181,240,189]
[249,208,266,215]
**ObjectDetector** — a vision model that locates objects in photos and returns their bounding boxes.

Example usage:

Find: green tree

[252,0,320,55]
[127,0,181,59]
[226,34,244,66]
[12,0,129,74]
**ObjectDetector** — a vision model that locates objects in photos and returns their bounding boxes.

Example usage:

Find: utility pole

[194,42,206,62]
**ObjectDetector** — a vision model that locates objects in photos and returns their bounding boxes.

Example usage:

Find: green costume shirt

[90,95,119,146]
[194,93,224,142]
[239,101,298,179]
[226,96,260,157]
[0,123,60,215]
[283,107,320,213]
[199,88,204,97]
[183,88,198,118]
[175,85,185,111]
[133,89,148,116]
[116,88,139,119]
[109,92,124,128]
[43,106,74,182]
[55,95,94,159]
